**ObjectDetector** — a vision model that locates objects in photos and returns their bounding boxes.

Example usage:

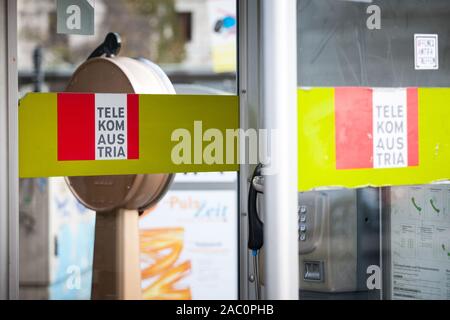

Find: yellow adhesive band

[19,93,239,178]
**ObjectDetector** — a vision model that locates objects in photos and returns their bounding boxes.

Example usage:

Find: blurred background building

[18,0,237,94]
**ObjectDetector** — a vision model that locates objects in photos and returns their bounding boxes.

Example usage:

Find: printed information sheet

[390,185,450,300]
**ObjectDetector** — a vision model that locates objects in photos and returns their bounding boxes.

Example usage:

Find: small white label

[373,89,408,169]
[414,34,439,70]
[95,94,128,160]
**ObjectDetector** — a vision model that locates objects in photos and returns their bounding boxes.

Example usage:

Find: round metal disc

[65,57,175,212]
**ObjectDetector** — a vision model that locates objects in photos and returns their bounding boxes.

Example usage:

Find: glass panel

[297,0,450,300]
[384,184,450,300]
[298,0,450,87]
[18,0,237,300]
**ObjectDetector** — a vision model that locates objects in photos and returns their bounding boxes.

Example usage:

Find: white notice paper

[415,34,439,70]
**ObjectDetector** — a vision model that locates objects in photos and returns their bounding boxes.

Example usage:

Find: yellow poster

[298,87,450,191]
[19,93,239,178]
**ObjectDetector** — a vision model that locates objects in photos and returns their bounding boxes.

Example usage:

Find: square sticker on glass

[414,34,439,70]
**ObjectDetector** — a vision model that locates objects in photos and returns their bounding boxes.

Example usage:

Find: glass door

[297,0,450,300]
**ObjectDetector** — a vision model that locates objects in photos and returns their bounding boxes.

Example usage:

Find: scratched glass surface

[298,0,450,87]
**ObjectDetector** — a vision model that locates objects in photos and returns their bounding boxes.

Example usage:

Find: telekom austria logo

[57,93,139,161]
[335,87,419,170]
[56,93,278,173]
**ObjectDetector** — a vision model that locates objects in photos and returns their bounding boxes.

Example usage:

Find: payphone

[249,174,380,298]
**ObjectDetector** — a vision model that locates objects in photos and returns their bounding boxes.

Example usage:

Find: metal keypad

[298,205,307,241]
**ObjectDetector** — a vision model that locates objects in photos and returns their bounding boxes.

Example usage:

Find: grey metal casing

[298,190,358,293]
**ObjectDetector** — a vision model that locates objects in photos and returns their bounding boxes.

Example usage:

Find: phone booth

[2,0,450,302]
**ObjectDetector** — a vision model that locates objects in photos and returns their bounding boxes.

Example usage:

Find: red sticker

[335,88,418,170]
[57,93,139,161]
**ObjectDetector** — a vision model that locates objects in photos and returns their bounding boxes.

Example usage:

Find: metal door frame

[0,0,19,300]
[238,0,262,300]
[238,0,299,300]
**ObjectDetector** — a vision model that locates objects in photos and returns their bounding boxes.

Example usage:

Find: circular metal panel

[65,57,175,212]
